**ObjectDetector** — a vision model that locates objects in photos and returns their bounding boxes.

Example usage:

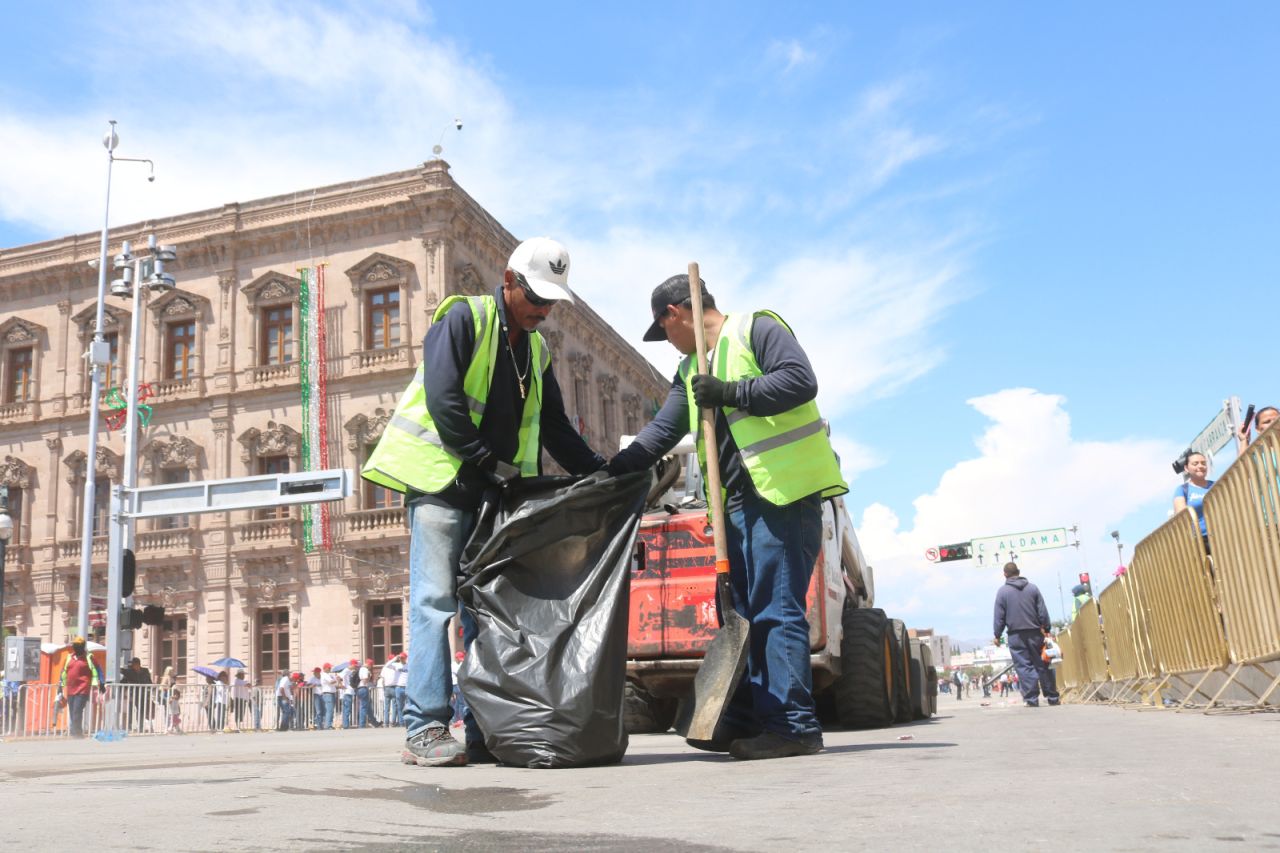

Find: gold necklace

[505,329,531,400]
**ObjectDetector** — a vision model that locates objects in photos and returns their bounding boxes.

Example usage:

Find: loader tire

[624,680,677,734]
[833,604,895,729]
[909,639,929,720]
[890,618,913,723]
[922,646,938,717]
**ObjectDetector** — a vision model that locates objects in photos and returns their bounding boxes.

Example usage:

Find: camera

[1172,447,1193,475]
[454,118,463,130]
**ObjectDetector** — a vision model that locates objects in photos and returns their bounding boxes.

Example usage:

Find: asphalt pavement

[3,695,1279,852]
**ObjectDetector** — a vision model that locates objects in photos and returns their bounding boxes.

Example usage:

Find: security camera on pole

[78,121,154,642]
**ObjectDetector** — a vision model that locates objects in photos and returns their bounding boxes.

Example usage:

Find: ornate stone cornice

[240,270,301,307]
[345,252,413,293]
[63,446,123,483]
[237,421,302,463]
[344,408,390,451]
[0,316,46,345]
[0,455,33,488]
[141,435,202,473]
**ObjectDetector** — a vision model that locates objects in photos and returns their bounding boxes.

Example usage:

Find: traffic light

[1078,572,1093,596]
[938,542,972,562]
[122,604,165,631]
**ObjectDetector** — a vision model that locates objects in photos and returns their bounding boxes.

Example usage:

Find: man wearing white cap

[363,237,606,767]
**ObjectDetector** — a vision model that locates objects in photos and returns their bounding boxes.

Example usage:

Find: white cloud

[767,39,818,75]
[856,388,1178,640]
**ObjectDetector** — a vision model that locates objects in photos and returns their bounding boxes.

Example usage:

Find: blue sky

[3,2,1278,642]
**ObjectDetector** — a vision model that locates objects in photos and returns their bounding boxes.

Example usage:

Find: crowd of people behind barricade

[0,646,470,741]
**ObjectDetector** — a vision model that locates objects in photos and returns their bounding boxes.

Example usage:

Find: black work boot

[729,731,822,761]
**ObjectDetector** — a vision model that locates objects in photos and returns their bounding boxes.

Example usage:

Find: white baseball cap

[508,237,574,304]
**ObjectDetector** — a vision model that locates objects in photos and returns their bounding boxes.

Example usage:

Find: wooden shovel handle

[688,262,731,575]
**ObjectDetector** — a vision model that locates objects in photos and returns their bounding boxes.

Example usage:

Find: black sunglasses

[515,273,555,308]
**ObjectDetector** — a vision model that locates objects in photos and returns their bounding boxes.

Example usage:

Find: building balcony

[57,535,108,564]
[235,517,301,548]
[350,344,412,373]
[344,506,408,537]
[0,399,38,422]
[136,526,199,555]
[149,376,205,402]
[243,361,298,388]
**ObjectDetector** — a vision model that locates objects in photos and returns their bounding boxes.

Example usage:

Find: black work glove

[477,452,519,485]
[690,374,738,409]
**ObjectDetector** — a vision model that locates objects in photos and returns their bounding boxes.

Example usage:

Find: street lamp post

[104,237,176,683]
[0,485,12,635]
[1111,530,1124,568]
[77,121,153,641]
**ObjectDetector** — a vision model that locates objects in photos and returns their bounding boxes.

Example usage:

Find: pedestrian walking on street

[993,562,1060,707]
[342,659,359,729]
[358,659,375,727]
[607,273,848,760]
[57,636,103,738]
[362,237,608,768]
[394,654,408,727]
[306,667,324,730]
[952,669,963,700]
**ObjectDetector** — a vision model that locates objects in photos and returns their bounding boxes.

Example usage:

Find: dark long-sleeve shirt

[413,287,605,510]
[608,313,820,503]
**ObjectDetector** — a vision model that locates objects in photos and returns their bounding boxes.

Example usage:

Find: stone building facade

[0,160,666,685]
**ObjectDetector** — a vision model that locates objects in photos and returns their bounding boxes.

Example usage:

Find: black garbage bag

[456,471,650,768]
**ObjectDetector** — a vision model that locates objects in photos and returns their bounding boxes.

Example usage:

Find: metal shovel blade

[683,574,751,742]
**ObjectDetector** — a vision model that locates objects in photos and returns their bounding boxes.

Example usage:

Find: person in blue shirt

[1172,451,1214,551]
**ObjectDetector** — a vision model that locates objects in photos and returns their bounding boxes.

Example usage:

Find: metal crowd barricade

[1097,576,1142,694]
[1204,425,1280,665]
[1057,624,1084,693]
[1128,507,1228,698]
[1198,423,1280,706]
[1074,598,1109,692]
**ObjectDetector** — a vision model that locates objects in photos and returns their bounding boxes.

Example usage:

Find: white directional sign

[1189,398,1239,458]
[971,527,1068,558]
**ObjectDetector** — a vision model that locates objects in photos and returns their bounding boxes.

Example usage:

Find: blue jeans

[384,687,399,725]
[719,491,823,742]
[342,694,353,729]
[67,693,90,737]
[357,686,372,727]
[314,694,325,730]
[276,697,293,731]
[403,499,481,746]
[395,686,407,726]
[1008,630,1059,705]
[319,693,335,729]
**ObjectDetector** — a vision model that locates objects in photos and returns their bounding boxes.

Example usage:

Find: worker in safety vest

[364,237,606,768]
[608,274,847,760]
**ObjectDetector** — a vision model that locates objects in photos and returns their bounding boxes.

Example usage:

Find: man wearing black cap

[609,275,847,760]
[363,238,607,767]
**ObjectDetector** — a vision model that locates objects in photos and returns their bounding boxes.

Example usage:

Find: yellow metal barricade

[1129,507,1227,675]
[1075,599,1108,683]
[1098,575,1144,681]
[1122,554,1158,679]
[1203,423,1280,664]
[1057,625,1084,690]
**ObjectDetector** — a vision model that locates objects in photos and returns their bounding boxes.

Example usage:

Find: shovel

[682,261,751,744]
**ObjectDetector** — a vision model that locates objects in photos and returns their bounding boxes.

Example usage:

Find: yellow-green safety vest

[681,310,848,506]
[361,295,549,495]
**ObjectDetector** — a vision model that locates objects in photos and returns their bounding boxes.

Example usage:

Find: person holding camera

[1237,405,1278,448]
[1173,451,1214,552]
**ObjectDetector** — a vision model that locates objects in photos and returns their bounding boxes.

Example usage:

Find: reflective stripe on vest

[361,294,547,494]
[682,310,848,506]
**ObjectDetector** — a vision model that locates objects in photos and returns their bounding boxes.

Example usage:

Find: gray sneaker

[402,725,467,767]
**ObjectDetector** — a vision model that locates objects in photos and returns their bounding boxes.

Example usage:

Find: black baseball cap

[643,274,711,342]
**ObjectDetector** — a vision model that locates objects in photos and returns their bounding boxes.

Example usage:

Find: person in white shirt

[380,655,403,726]
[318,662,339,730]
[275,671,295,731]
[357,659,375,728]
[395,653,409,728]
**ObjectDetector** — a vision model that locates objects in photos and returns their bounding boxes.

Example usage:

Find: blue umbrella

[209,657,247,669]
[192,665,219,679]
[331,661,351,673]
